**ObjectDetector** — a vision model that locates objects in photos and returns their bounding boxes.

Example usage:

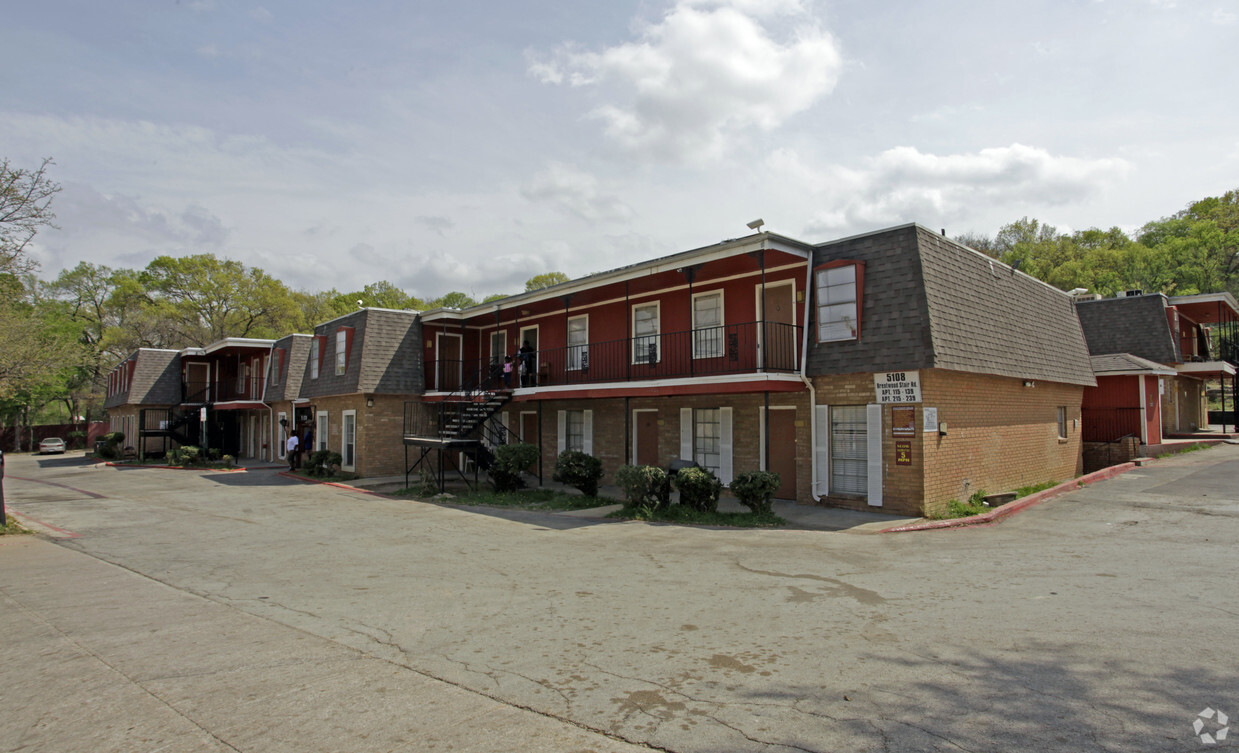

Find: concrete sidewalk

[0,536,651,753]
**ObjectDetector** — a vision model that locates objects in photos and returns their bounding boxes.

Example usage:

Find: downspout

[264,342,276,463]
[798,253,821,501]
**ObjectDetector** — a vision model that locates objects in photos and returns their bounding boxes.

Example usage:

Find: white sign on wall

[923,407,938,433]
[874,370,922,404]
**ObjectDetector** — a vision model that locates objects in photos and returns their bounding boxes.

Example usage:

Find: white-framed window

[816,263,860,342]
[335,331,347,376]
[679,407,732,483]
[236,363,247,395]
[1057,406,1067,439]
[278,411,288,459]
[694,408,722,473]
[316,411,329,452]
[633,301,660,364]
[490,330,507,365]
[567,315,589,371]
[829,405,867,495]
[342,410,356,470]
[692,290,724,359]
[310,338,321,379]
[557,409,593,455]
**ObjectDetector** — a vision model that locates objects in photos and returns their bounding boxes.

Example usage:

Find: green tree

[142,254,302,345]
[331,281,425,312]
[524,272,570,291]
[432,291,477,309]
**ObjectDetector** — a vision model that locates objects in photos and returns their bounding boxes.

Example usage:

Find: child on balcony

[502,355,514,387]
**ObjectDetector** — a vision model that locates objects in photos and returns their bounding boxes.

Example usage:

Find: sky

[4,0,1237,302]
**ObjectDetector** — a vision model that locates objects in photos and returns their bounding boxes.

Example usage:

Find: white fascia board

[1175,361,1237,376]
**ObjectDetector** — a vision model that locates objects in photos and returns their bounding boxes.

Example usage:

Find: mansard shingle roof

[808,224,1095,386]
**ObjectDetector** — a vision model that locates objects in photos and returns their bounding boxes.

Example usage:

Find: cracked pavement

[3,446,1239,752]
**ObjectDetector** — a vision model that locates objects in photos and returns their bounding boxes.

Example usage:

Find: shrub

[307,450,343,477]
[614,465,671,511]
[221,454,235,468]
[552,450,604,497]
[674,467,722,513]
[489,443,539,492]
[730,470,781,515]
[168,445,202,466]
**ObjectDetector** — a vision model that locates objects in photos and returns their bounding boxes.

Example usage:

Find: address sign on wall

[874,370,922,404]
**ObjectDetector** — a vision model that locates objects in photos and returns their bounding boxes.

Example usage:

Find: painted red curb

[5,509,82,539]
[275,471,394,497]
[880,461,1141,533]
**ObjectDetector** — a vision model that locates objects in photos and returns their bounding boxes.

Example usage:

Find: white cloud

[521,163,635,222]
[529,0,842,161]
[782,144,1132,233]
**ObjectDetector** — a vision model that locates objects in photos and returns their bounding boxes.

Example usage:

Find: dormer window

[815,260,864,342]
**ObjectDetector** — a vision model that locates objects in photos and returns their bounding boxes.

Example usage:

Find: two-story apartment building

[406,224,1095,517]
[1075,291,1239,449]
[103,338,275,461]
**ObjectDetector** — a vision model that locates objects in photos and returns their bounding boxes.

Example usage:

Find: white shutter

[719,407,733,485]
[583,410,594,455]
[866,403,883,507]
[680,407,693,461]
[557,410,566,454]
[815,405,830,497]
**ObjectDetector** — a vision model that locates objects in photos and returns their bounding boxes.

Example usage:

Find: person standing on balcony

[519,341,535,387]
[502,355,514,388]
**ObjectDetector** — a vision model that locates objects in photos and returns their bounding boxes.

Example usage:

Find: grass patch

[1156,442,1211,459]
[397,487,608,512]
[607,504,786,528]
[1,518,32,535]
[1014,480,1059,498]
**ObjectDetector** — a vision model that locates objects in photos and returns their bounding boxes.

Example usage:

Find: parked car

[38,437,66,454]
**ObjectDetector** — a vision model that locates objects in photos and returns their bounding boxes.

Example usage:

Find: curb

[879,461,1141,533]
[104,461,247,473]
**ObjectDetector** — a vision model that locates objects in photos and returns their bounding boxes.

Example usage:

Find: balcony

[429,320,802,393]
[182,377,267,405]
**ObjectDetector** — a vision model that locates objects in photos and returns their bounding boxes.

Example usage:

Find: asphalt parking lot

[3,447,1238,752]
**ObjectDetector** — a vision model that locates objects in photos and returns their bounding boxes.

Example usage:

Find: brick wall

[309,394,420,478]
[504,391,813,501]
[920,369,1083,517]
[812,369,1084,517]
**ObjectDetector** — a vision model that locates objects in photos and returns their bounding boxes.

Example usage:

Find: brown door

[520,412,539,473]
[768,409,797,500]
[636,411,659,466]
[438,335,462,392]
[761,284,796,371]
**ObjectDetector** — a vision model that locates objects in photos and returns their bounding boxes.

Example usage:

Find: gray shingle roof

[1074,294,1180,364]
[104,349,182,408]
[917,228,1095,386]
[264,334,311,402]
[808,225,1095,386]
[1090,352,1176,375]
[298,308,422,398]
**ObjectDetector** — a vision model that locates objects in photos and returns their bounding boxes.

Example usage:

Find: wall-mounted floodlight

[746,218,765,232]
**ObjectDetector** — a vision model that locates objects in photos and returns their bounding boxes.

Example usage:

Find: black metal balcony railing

[429,320,801,392]
[1082,407,1143,442]
[182,378,266,404]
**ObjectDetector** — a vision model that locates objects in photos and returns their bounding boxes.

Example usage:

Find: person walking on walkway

[286,432,300,471]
